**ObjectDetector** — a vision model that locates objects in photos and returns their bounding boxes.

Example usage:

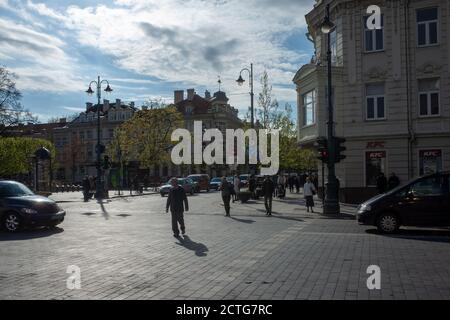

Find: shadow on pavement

[230,217,255,224]
[0,227,64,241]
[366,228,450,243]
[176,235,208,257]
[98,200,110,220]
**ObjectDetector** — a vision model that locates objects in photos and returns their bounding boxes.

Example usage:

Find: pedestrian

[88,176,95,199]
[166,178,189,238]
[220,176,232,217]
[294,175,300,193]
[82,176,90,202]
[288,175,294,193]
[249,174,256,199]
[262,176,275,216]
[233,174,240,202]
[376,172,388,194]
[304,177,317,213]
[277,174,286,199]
[388,172,400,190]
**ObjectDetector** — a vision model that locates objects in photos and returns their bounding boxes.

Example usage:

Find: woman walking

[303,177,317,213]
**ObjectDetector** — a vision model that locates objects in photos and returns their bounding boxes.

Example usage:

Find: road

[1,190,450,300]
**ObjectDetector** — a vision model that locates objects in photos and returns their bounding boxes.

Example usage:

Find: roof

[176,94,211,115]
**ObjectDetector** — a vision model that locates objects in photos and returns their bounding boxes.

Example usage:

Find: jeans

[264,195,272,214]
[222,194,231,216]
[171,211,185,235]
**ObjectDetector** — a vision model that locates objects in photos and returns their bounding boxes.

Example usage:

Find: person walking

[388,172,400,190]
[248,174,256,199]
[304,177,317,213]
[82,176,90,202]
[294,175,300,193]
[376,172,388,194]
[166,178,189,238]
[220,176,232,217]
[88,176,95,199]
[288,175,294,193]
[262,176,275,216]
[233,174,240,202]
[277,174,286,199]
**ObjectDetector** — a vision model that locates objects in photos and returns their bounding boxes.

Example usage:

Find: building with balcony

[294,0,450,203]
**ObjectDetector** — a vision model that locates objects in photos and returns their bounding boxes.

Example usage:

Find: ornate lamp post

[321,4,340,214]
[236,63,254,129]
[86,76,113,200]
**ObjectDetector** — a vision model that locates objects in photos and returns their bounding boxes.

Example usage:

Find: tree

[107,105,183,169]
[60,134,84,182]
[0,137,55,177]
[0,66,37,136]
[256,71,317,172]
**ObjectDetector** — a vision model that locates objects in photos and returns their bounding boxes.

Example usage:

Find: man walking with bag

[166,178,189,238]
[262,176,275,216]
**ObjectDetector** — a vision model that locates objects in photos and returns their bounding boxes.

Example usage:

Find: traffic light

[334,137,346,163]
[103,155,110,170]
[316,137,329,163]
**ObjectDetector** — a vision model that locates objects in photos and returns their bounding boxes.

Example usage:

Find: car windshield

[211,178,221,182]
[189,176,200,181]
[0,182,34,197]
[239,175,248,180]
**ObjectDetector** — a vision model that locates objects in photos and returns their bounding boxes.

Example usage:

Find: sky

[0,0,315,122]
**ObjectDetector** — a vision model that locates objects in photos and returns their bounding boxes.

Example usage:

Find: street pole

[250,63,254,129]
[322,4,340,215]
[96,75,102,200]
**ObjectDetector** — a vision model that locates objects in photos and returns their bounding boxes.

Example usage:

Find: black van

[357,172,450,233]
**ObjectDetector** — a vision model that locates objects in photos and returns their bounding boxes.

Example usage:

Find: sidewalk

[49,189,158,203]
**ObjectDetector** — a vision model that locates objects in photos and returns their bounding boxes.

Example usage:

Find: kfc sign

[367,141,385,149]
[368,151,386,159]
[420,150,441,158]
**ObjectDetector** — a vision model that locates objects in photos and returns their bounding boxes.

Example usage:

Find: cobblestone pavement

[1,191,449,300]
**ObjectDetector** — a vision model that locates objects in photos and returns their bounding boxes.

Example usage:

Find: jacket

[262,179,275,197]
[166,186,189,213]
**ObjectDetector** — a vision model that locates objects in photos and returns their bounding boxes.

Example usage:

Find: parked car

[239,174,249,188]
[187,174,210,192]
[159,178,195,197]
[0,181,66,232]
[357,172,450,233]
[209,177,222,190]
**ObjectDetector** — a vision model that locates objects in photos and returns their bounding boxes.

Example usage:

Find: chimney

[59,118,66,123]
[115,98,121,107]
[174,90,184,104]
[187,88,195,100]
[86,102,93,111]
[103,99,110,112]
[205,90,211,100]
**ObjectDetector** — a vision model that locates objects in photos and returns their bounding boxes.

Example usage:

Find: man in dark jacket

[220,177,232,217]
[166,178,189,237]
[388,172,400,190]
[82,176,90,202]
[376,172,388,194]
[262,176,275,216]
[248,175,256,199]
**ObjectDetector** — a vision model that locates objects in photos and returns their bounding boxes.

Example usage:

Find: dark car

[187,174,210,192]
[159,178,195,197]
[357,172,450,233]
[0,181,66,232]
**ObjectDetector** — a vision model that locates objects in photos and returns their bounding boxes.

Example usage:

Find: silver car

[159,178,195,197]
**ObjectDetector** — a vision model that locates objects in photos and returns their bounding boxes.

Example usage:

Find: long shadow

[366,228,450,243]
[230,217,255,224]
[176,235,208,257]
[0,227,64,241]
[98,200,110,220]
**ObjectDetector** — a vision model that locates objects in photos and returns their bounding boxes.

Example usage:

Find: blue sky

[0,0,315,122]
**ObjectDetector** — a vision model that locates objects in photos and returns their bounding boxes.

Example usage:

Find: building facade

[294,0,450,203]
[53,99,137,183]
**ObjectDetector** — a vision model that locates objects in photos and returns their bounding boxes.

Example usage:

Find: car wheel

[190,189,194,196]
[377,213,399,234]
[3,212,22,233]
[207,188,210,192]
[160,193,165,197]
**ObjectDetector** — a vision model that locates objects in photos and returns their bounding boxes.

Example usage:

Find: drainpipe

[404,0,414,179]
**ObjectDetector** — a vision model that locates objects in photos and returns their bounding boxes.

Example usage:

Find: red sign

[420,150,441,158]
[367,141,385,149]
[367,151,386,159]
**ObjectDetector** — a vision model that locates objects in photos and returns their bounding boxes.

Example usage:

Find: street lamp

[321,4,340,215]
[86,76,113,200]
[236,63,254,128]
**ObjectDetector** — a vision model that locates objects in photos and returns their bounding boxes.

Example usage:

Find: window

[303,90,316,126]
[364,15,384,52]
[366,84,385,120]
[410,176,444,196]
[417,8,438,46]
[419,149,442,175]
[330,29,337,64]
[418,78,440,116]
[87,130,93,139]
[366,151,386,186]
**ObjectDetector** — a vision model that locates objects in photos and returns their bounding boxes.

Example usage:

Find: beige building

[294,0,450,203]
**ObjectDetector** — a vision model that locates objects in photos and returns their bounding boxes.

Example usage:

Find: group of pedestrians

[376,172,400,194]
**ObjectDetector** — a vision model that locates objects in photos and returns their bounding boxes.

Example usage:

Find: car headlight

[357,204,371,213]
[21,208,38,214]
